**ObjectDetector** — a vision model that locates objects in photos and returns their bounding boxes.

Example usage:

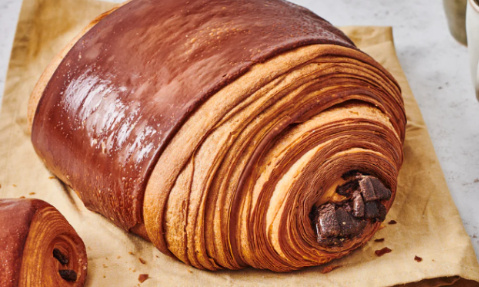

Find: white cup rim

[470,0,479,13]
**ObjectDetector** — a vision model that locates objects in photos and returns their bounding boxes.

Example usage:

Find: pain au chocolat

[28,0,405,272]
[0,199,87,286]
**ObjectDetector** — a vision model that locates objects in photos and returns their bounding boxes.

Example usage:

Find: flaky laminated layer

[146,44,404,271]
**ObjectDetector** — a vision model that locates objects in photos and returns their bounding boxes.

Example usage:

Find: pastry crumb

[29,192,35,195]
[320,265,342,274]
[12,184,17,187]
[139,258,146,264]
[49,176,56,179]
[375,247,392,257]
[138,274,149,283]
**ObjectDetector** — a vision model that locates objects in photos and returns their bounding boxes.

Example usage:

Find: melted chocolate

[53,248,69,265]
[31,0,357,230]
[59,270,77,282]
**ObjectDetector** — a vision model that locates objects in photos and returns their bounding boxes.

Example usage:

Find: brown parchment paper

[1,0,479,286]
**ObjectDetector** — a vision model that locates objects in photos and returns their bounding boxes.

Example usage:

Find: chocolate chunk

[53,248,69,265]
[336,180,358,197]
[414,256,422,262]
[351,191,364,217]
[370,177,392,200]
[359,177,376,202]
[364,201,387,221]
[377,204,387,221]
[364,201,380,219]
[359,176,392,202]
[59,270,77,282]
[316,204,340,238]
[363,201,387,221]
[336,208,366,237]
[375,247,392,257]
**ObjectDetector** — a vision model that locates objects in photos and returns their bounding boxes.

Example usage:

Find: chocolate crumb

[375,247,392,257]
[59,270,77,282]
[29,192,36,195]
[139,258,146,264]
[138,274,149,283]
[320,265,342,274]
[414,256,422,262]
[374,238,385,242]
[388,220,397,225]
[53,248,69,265]
[473,235,477,239]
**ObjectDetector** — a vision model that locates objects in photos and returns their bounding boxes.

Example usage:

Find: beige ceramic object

[467,0,479,100]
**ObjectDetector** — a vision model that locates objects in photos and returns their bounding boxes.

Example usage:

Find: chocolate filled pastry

[28,0,406,271]
[0,199,87,286]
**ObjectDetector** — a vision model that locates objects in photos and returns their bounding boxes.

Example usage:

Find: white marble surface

[0,0,478,260]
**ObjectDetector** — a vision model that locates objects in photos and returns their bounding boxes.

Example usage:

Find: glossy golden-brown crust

[27,4,122,131]
[30,0,405,271]
[0,199,87,286]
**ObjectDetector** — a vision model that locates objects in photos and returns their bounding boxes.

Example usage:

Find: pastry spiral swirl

[29,0,405,271]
